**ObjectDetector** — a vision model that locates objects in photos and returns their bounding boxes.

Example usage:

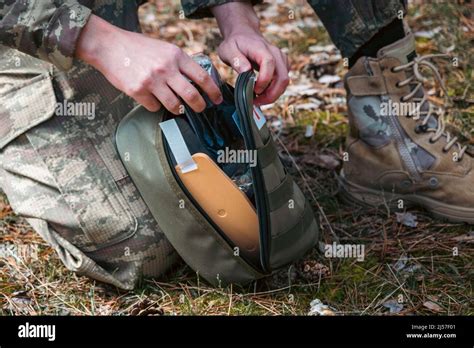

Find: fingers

[253,55,276,95]
[236,40,277,95]
[218,41,252,73]
[126,37,288,113]
[218,33,289,103]
[134,93,162,112]
[167,75,207,113]
[150,83,182,115]
[255,47,290,105]
[178,55,223,105]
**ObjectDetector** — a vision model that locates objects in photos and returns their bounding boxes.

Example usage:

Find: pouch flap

[116,106,263,285]
[0,73,57,149]
[234,71,319,271]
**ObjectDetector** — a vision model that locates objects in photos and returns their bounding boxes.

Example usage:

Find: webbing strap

[267,175,294,211]
[257,137,278,169]
[160,119,198,173]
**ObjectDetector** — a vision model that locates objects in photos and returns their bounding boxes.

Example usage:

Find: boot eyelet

[428,177,439,188]
[401,180,412,188]
[396,82,401,88]
[429,138,435,144]
[415,125,427,134]
[391,67,397,73]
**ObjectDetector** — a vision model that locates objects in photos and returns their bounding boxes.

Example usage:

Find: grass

[0,0,473,316]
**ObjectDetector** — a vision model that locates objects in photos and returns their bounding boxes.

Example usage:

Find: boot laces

[392,54,467,161]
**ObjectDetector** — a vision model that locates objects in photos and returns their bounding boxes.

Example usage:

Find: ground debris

[308,299,336,316]
[299,260,330,282]
[423,300,443,313]
[396,212,419,228]
[382,299,404,314]
[129,298,163,316]
[300,152,340,170]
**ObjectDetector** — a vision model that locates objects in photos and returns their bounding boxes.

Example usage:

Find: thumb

[218,42,252,73]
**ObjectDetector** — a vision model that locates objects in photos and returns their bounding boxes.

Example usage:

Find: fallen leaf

[308,299,336,316]
[414,27,442,39]
[318,74,341,85]
[423,301,443,313]
[396,212,418,228]
[302,153,340,170]
[393,253,409,272]
[295,102,322,111]
[383,300,404,314]
[308,44,337,53]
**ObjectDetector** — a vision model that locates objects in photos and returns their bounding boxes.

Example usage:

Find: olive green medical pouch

[116,70,319,286]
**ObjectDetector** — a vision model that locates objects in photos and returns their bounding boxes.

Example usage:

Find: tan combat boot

[339,32,474,224]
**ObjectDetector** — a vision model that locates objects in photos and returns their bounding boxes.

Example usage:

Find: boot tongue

[377,32,417,64]
[377,33,440,132]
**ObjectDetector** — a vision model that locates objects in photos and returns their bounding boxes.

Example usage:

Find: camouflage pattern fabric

[0,0,92,71]
[182,0,405,59]
[0,0,151,71]
[0,54,179,289]
[0,0,179,289]
[0,0,408,288]
[341,31,474,223]
[306,0,406,58]
[347,94,436,171]
[347,95,392,147]
[182,0,262,19]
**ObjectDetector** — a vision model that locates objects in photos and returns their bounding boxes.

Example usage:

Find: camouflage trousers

[0,0,406,290]
[308,0,406,58]
[0,52,177,290]
[184,0,406,58]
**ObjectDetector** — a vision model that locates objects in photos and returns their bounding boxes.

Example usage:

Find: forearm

[74,13,223,114]
[0,0,91,70]
[211,2,260,37]
[76,14,120,70]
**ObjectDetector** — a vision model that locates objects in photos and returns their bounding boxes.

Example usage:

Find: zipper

[382,95,421,181]
[365,60,422,182]
[162,111,267,275]
[235,71,271,273]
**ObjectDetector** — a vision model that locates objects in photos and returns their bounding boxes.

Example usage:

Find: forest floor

[1,0,472,315]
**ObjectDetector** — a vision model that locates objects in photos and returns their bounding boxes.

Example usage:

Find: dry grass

[0,0,473,316]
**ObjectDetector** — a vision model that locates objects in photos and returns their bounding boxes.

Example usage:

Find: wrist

[211,2,261,38]
[76,14,118,67]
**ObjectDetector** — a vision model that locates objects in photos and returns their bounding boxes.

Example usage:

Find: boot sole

[338,172,474,224]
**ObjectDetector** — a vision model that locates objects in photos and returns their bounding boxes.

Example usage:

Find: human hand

[211,2,289,105]
[77,15,223,114]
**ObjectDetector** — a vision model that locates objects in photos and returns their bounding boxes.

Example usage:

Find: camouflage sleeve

[0,0,92,71]
[181,0,262,19]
